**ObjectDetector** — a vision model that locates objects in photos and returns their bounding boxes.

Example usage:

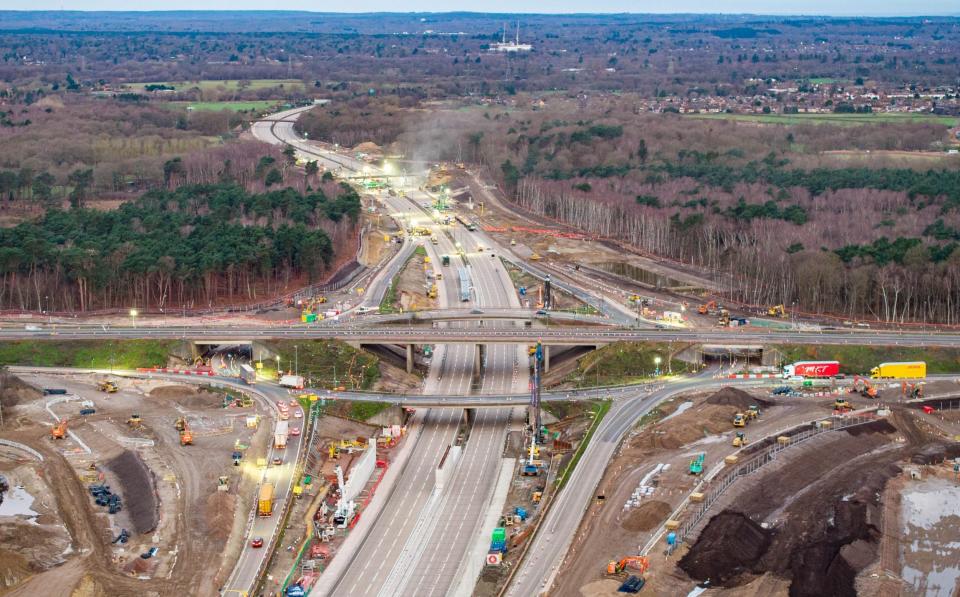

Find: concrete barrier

[0,439,44,461]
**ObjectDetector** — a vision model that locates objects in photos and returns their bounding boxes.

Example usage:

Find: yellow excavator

[767,304,787,318]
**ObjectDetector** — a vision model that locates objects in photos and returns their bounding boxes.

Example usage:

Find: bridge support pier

[543,345,550,373]
[473,345,486,383]
[406,344,414,374]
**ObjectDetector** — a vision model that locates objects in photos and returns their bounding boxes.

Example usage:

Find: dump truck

[279,375,305,389]
[490,527,507,553]
[275,420,289,449]
[258,483,274,517]
[240,364,257,384]
[733,413,746,428]
[782,360,840,379]
[870,361,926,380]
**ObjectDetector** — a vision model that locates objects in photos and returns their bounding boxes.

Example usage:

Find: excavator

[698,300,717,315]
[767,304,787,318]
[51,419,68,440]
[606,556,650,576]
[97,380,118,393]
[852,376,877,399]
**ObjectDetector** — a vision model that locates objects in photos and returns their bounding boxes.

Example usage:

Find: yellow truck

[258,483,274,517]
[871,361,926,379]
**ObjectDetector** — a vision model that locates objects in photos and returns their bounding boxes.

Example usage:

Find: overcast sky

[10,2,959,16]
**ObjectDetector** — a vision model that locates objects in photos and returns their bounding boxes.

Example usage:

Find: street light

[129,309,138,328]
[276,355,281,377]
[654,356,662,376]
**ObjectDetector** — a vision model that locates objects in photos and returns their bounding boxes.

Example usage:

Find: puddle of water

[595,262,685,289]
[662,401,693,423]
[0,486,40,522]
[901,478,960,530]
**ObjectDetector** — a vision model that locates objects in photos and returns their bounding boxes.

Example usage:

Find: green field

[687,112,959,127]
[807,77,840,85]
[162,100,281,112]
[128,79,305,92]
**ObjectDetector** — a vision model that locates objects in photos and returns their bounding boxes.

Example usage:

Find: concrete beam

[406,344,414,374]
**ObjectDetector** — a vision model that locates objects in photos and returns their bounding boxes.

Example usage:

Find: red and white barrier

[726,373,781,379]
[136,367,216,376]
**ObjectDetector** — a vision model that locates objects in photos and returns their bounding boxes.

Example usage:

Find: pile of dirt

[844,419,897,436]
[679,511,772,585]
[123,556,151,575]
[105,450,157,534]
[621,500,672,532]
[149,385,220,409]
[705,387,770,409]
[632,403,738,451]
[204,492,236,542]
[353,141,382,154]
[0,373,39,413]
[910,441,960,465]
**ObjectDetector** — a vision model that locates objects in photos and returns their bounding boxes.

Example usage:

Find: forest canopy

[0,182,361,312]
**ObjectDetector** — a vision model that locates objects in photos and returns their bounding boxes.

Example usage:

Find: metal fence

[673,411,880,545]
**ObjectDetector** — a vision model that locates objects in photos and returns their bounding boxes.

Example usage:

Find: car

[535,309,548,316]
[294,410,302,418]
[471,309,484,315]
[273,457,282,465]
[250,537,264,548]
[140,547,159,559]
[289,399,297,407]
[290,427,301,436]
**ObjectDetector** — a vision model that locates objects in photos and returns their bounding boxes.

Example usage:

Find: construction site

[548,380,960,597]
[0,371,274,595]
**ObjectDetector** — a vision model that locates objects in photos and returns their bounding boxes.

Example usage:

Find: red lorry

[782,361,840,379]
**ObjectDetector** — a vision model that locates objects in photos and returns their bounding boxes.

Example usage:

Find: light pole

[295,345,299,376]
[276,355,281,377]
[654,356,662,377]
[129,309,138,328]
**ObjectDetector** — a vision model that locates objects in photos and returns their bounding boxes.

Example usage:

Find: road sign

[486,552,502,566]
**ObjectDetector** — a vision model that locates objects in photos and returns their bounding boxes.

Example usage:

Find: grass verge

[565,341,690,387]
[264,340,380,390]
[556,399,611,490]
[0,340,178,369]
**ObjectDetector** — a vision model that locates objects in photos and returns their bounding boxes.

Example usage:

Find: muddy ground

[0,373,270,596]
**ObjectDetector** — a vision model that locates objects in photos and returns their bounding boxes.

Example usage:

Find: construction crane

[51,419,68,440]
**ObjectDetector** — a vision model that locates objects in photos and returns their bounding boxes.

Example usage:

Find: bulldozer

[51,419,68,440]
[833,398,853,412]
[733,431,748,447]
[127,414,142,429]
[767,304,787,318]
[97,380,118,393]
[529,253,541,261]
[733,413,746,427]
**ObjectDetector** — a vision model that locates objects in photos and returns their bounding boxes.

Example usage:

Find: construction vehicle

[51,419,68,440]
[698,300,717,315]
[746,405,760,420]
[717,309,730,327]
[833,398,853,412]
[689,453,705,475]
[97,380,118,393]
[175,416,187,431]
[767,304,787,318]
[217,476,229,492]
[257,483,274,517]
[179,420,193,446]
[852,376,878,399]
[606,556,650,576]
[903,382,924,400]
[127,414,142,429]
[870,361,927,380]
[733,431,747,447]
[490,527,507,553]
[529,253,541,261]
[428,284,438,299]
[733,413,746,427]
